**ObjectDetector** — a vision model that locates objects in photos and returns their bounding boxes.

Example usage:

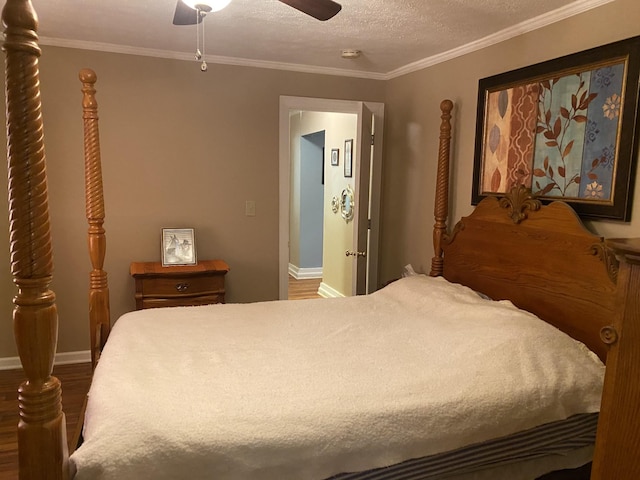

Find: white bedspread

[69,275,605,479]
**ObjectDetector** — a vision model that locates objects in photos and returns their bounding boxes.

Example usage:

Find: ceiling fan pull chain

[200,10,208,72]
[195,7,202,60]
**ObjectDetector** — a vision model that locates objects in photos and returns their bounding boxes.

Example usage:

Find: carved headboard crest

[498,185,542,224]
[591,243,620,284]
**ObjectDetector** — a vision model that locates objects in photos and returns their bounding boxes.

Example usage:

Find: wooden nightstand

[129,259,230,310]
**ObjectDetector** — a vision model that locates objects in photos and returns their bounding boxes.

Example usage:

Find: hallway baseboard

[288,264,323,279]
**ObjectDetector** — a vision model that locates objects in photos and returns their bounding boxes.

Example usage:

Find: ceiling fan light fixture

[182,0,232,13]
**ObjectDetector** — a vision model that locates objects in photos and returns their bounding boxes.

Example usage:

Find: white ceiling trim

[38,36,388,80]
[39,0,614,82]
[385,0,616,80]
[39,36,194,62]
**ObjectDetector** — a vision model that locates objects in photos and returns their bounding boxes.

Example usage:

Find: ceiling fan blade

[173,0,202,25]
[278,0,342,21]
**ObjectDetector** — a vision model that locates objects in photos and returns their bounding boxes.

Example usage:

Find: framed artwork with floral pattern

[472,36,640,221]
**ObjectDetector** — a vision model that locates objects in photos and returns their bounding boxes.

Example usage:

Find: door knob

[345,250,366,257]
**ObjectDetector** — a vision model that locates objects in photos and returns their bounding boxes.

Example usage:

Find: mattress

[331,413,597,479]
[69,275,605,479]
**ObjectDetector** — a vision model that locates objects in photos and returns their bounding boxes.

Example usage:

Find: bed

[3,0,640,479]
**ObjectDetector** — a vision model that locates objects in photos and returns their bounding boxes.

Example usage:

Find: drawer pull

[175,282,190,292]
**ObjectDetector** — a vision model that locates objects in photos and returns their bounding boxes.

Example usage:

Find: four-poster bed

[3,0,640,478]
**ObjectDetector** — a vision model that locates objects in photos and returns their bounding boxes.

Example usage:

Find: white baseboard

[318,281,346,298]
[288,263,323,280]
[0,350,91,371]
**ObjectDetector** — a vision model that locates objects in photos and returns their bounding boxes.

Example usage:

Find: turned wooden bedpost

[2,0,69,478]
[430,99,453,276]
[591,238,640,479]
[80,68,110,369]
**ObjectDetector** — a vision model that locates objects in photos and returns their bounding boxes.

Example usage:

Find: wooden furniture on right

[591,237,640,479]
[3,2,639,475]
[130,260,229,310]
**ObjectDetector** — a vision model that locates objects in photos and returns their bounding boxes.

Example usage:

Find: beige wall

[2,0,640,359]
[0,47,385,358]
[380,0,640,281]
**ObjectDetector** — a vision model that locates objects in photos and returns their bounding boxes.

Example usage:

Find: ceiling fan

[173,0,342,25]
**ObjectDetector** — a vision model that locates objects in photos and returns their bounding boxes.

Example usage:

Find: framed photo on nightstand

[162,228,197,266]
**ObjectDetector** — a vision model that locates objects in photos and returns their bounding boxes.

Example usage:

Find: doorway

[278,97,384,300]
[288,129,326,300]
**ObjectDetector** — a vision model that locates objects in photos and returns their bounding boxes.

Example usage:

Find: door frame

[279,96,384,300]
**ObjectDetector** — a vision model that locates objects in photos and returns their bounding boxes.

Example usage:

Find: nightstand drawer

[130,259,229,310]
[140,274,224,297]
[141,294,225,309]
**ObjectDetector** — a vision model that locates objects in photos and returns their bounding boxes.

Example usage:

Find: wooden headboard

[441,192,617,361]
[430,99,640,478]
[430,100,619,361]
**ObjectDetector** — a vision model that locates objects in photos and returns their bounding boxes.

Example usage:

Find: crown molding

[385,0,615,80]
[38,36,387,81]
[39,0,614,81]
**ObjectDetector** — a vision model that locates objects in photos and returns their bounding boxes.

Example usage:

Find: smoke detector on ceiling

[341,49,361,59]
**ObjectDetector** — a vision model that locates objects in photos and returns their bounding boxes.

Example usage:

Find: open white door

[279,96,384,300]
[349,103,373,296]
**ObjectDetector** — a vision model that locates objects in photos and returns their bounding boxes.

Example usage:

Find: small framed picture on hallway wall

[344,139,353,177]
[331,148,339,166]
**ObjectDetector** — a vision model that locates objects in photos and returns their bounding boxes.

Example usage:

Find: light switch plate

[245,200,256,216]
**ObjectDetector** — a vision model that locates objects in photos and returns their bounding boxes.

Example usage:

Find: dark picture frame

[344,139,353,178]
[331,148,339,166]
[472,36,640,221]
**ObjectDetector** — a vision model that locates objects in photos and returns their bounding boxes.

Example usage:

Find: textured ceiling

[31,0,609,79]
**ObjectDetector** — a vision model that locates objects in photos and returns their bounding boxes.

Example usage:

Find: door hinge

[371,134,375,145]
[368,218,371,229]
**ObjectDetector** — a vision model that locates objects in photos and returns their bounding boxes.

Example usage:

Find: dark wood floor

[0,363,93,479]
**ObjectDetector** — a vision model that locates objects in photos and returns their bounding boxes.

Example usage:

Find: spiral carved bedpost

[430,99,453,277]
[80,68,110,370]
[2,0,69,478]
